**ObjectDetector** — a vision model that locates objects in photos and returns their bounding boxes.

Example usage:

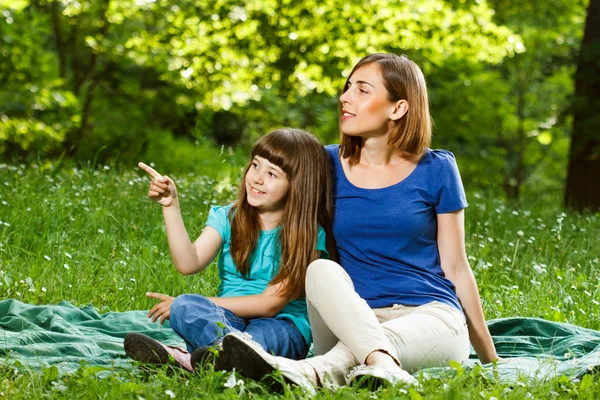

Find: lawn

[1,160,599,399]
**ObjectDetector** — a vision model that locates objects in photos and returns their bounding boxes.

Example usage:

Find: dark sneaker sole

[222,334,291,389]
[190,346,233,372]
[124,332,171,365]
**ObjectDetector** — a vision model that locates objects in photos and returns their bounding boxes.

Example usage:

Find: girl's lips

[249,186,265,195]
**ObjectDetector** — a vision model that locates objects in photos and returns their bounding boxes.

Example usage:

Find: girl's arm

[139,162,222,275]
[162,205,222,275]
[209,250,322,318]
[437,210,498,364]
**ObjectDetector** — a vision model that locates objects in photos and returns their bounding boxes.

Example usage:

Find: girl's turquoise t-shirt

[205,204,328,345]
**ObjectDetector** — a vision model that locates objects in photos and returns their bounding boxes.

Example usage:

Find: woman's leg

[244,317,308,360]
[305,260,468,383]
[169,294,246,352]
[377,302,470,372]
[305,259,398,363]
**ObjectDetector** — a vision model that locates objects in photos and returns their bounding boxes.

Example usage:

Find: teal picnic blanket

[1,299,600,383]
[0,299,185,373]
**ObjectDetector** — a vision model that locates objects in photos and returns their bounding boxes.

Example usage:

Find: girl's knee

[170,294,210,326]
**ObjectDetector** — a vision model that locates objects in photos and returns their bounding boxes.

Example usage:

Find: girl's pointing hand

[138,162,178,207]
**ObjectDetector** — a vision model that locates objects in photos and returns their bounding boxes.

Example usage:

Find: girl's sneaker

[190,344,233,372]
[124,332,193,372]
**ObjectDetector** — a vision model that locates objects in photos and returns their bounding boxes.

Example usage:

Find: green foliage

[1,0,515,161]
[0,0,591,199]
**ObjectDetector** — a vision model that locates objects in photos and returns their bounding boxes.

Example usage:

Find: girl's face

[245,156,290,213]
[339,63,397,138]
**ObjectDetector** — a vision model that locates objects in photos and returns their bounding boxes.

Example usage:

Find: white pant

[301,259,470,386]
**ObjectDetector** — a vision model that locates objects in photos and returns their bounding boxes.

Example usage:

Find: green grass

[1,160,600,399]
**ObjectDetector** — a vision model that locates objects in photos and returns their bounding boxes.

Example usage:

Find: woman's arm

[209,250,322,318]
[437,210,498,364]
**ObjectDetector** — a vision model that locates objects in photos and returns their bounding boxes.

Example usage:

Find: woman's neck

[360,135,406,167]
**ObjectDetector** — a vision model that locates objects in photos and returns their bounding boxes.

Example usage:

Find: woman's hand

[138,162,178,208]
[147,292,175,324]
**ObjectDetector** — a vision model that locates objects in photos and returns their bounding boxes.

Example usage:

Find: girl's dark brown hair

[229,128,332,300]
[340,53,432,164]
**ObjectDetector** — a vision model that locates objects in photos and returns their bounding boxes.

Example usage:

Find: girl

[124,128,331,372]
[223,54,499,390]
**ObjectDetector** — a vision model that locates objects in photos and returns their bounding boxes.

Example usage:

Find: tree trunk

[50,0,66,79]
[565,0,600,211]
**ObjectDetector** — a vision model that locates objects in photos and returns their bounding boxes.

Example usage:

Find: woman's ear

[390,99,408,121]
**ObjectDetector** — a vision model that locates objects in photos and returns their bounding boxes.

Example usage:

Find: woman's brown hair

[340,53,432,164]
[229,128,332,300]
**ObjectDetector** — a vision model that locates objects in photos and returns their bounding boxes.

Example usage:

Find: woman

[221,53,498,390]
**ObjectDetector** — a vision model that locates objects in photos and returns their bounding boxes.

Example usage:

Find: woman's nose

[340,89,350,104]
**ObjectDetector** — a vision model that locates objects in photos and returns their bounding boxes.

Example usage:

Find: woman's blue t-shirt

[205,204,328,345]
[326,144,467,316]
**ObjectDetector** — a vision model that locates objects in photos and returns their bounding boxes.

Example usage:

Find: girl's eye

[251,162,258,168]
[359,89,368,94]
[268,172,277,178]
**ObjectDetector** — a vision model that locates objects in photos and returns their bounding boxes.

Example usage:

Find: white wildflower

[224,371,245,388]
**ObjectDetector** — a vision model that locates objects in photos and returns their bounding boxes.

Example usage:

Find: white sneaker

[222,333,317,396]
[346,364,419,388]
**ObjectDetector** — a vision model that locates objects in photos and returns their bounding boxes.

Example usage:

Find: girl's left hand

[146,292,175,324]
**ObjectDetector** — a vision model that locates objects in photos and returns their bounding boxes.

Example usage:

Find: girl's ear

[389,99,408,121]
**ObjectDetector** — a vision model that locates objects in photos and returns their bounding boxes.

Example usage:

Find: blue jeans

[169,294,308,360]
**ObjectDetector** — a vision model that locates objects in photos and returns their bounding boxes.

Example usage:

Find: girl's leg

[169,294,246,352]
[244,317,308,360]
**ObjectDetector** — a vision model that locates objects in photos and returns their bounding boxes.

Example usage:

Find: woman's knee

[306,259,352,295]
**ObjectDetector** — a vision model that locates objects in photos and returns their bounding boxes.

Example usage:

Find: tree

[431,0,586,203]
[565,0,600,211]
[1,0,516,158]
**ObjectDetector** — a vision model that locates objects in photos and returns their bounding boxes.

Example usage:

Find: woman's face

[339,62,397,138]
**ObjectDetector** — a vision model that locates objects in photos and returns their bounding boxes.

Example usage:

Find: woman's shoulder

[416,149,461,182]
[424,148,457,163]
[325,144,340,157]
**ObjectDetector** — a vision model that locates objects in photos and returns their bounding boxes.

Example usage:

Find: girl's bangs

[251,135,296,176]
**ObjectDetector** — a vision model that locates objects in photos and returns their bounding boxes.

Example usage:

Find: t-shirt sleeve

[204,205,230,242]
[315,225,329,259]
[435,152,468,214]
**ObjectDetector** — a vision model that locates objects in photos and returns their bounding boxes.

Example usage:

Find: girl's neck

[258,210,284,231]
